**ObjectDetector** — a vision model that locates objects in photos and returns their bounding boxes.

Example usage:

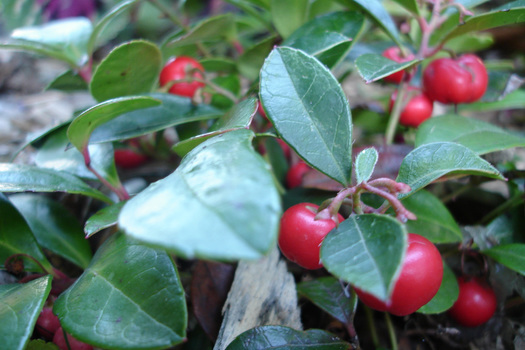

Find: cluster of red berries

[36,306,93,350]
[277,202,498,325]
[382,47,488,128]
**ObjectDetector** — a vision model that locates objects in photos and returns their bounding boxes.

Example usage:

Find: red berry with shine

[285,162,310,188]
[448,276,497,327]
[382,46,416,84]
[423,54,488,104]
[354,233,443,316]
[159,56,205,98]
[389,87,433,128]
[36,307,61,340]
[53,327,94,350]
[278,203,344,270]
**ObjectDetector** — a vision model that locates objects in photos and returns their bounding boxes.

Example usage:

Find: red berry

[278,203,344,270]
[422,54,488,104]
[354,233,443,316]
[285,162,310,188]
[389,87,433,128]
[382,46,416,84]
[159,56,205,98]
[53,327,93,350]
[114,148,148,169]
[36,307,61,340]
[448,276,497,327]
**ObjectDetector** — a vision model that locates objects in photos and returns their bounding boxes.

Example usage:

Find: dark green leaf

[163,14,235,49]
[483,244,525,276]
[34,124,118,183]
[283,11,365,68]
[8,17,92,66]
[321,214,407,302]
[89,93,222,144]
[297,276,357,324]
[443,6,525,44]
[355,53,418,83]
[0,193,53,273]
[396,142,504,199]
[90,40,162,102]
[173,98,256,157]
[67,96,161,152]
[402,190,462,243]
[0,276,52,350]
[87,0,138,54]
[415,115,525,155]
[355,147,378,184]
[260,47,353,186]
[9,193,92,269]
[46,70,88,91]
[0,163,112,204]
[418,263,459,314]
[54,233,187,350]
[225,326,351,349]
[271,0,309,39]
[338,0,401,46]
[84,201,126,238]
[119,129,281,261]
[238,35,277,81]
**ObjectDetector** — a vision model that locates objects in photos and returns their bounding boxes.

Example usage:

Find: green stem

[364,306,380,348]
[385,82,408,145]
[385,312,398,350]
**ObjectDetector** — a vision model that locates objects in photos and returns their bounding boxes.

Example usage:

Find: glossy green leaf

[321,214,407,302]
[283,11,365,68]
[90,40,162,102]
[8,17,92,66]
[35,124,118,183]
[418,263,459,314]
[459,89,525,112]
[54,233,187,350]
[297,276,358,324]
[46,70,88,91]
[87,0,138,54]
[391,0,420,15]
[0,276,52,350]
[238,35,277,81]
[271,0,309,39]
[225,326,350,349]
[355,147,378,184]
[443,5,525,44]
[0,193,53,273]
[163,14,235,49]
[84,201,126,238]
[483,244,525,276]
[402,190,462,243]
[355,53,418,83]
[9,193,92,269]
[0,0,42,31]
[89,93,222,144]
[396,142,504,199]
[0,163,112,204]
[415,115,525,155]
[260,47,353,186]
[67,96,161,152]
[120,129,281,261]
[338,0,401,46]
[173,98,256,157]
